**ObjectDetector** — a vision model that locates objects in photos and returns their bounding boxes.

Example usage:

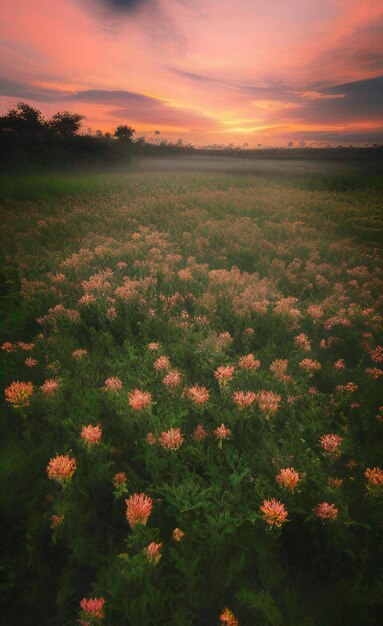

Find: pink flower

[113,472,127,488]
[192,424,208,441]
[365,467,383,493]
[256,391,281,415]
[125,493,153,528]
[219,607,239,626]
[50,514,64,529]
[104,376,123,391]
[187,384,210,405]
[173,527,185,541]
[334,359,345,370]
[81,424,102,447]
[294,333,311,351]
[366,367,383,379]
[238,354,260,370]
[320,434,342,455]
[163,369,182,387]
[154,356,171,370]
[159,428,184,451]
[269,359,290,381]
[233,390,256,408]
[128,389,152,410]
[5,381,34,408]
[276,467,300,491]
[218,331,233,345]
[72,348,88,360]
[299,358,322,374]
[47,454,76,483]
[260,498,288,527]
[1,341,15,353]
[106,306,117,320]
[147,432,157,445]
[214,423,232,440]
[146,541,162,564]
[79,597,105,621]
[314,502,338,520]
[370,345,383,363]
[40,379,59,395]
[25,357,37,367]
[214,365,235,386]
[147,342,161,351]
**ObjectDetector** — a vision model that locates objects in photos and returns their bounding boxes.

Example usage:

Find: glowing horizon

[1,0,382,146]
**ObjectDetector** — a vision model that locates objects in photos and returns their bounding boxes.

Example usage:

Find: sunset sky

[1,0,382,146]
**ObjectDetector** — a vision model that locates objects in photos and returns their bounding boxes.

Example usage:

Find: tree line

[1,101,382,171]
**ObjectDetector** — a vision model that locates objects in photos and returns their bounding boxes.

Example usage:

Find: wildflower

[78,294,97,306]
[314,502,338,520]
[295,333,311,351]
[147,342,161,351]
[215,365,235,386]
[233,390,256,408]
[146,542,162,564]
[270,359,290,381]
[187,384,210,405]
[125,493,153,528]
[320,434,342,455]
[18,341,35,351]
[299,358,322,374]
[40,379,59,395]
[1,341,14,353]
[336,381,358,393]
[79,597,105,622]
[147,432,156,445]
[256,391,281,415]
[328,478,343,489]
[192,424,208,441]
[178,268,193,281]
[104,376,123,391]
[47,454,76,484]
[128,389,152,410]
[219,607,239,626]
[260,498,288,527]
[5,381,34,408]
[163,369,181,387]
[106,305,117,321]
[113,472,127,489]
[81,424,102,448]
[365,467,383,493]
[366,367,383,379]
[154,356,171,370]
[238,354,260,370]
[218,331,233,345]
[307,304,324,320]
[214,424,232,440]
[173,528,185,541]
[25,357,37,367]
[159,428,184,451]
[117,261,127,269]
[50,514,64,529]
[334,359,345,370]
[370,345,383,363]
[72,348,88,360]
[276,467,300,491]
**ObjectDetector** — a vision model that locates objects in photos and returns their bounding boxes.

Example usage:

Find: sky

[0,0,382,146]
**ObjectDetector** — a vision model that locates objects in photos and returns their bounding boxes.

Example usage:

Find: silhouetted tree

[114,125,135,141]
[0,102,46,138]
[49,111,83,138]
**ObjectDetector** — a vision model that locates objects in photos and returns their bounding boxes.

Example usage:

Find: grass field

[1,160,383,625]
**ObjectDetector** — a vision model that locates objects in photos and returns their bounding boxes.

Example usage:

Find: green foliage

[1,169,383,625]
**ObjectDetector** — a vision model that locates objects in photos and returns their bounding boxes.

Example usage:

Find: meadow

[1,158,383,626]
